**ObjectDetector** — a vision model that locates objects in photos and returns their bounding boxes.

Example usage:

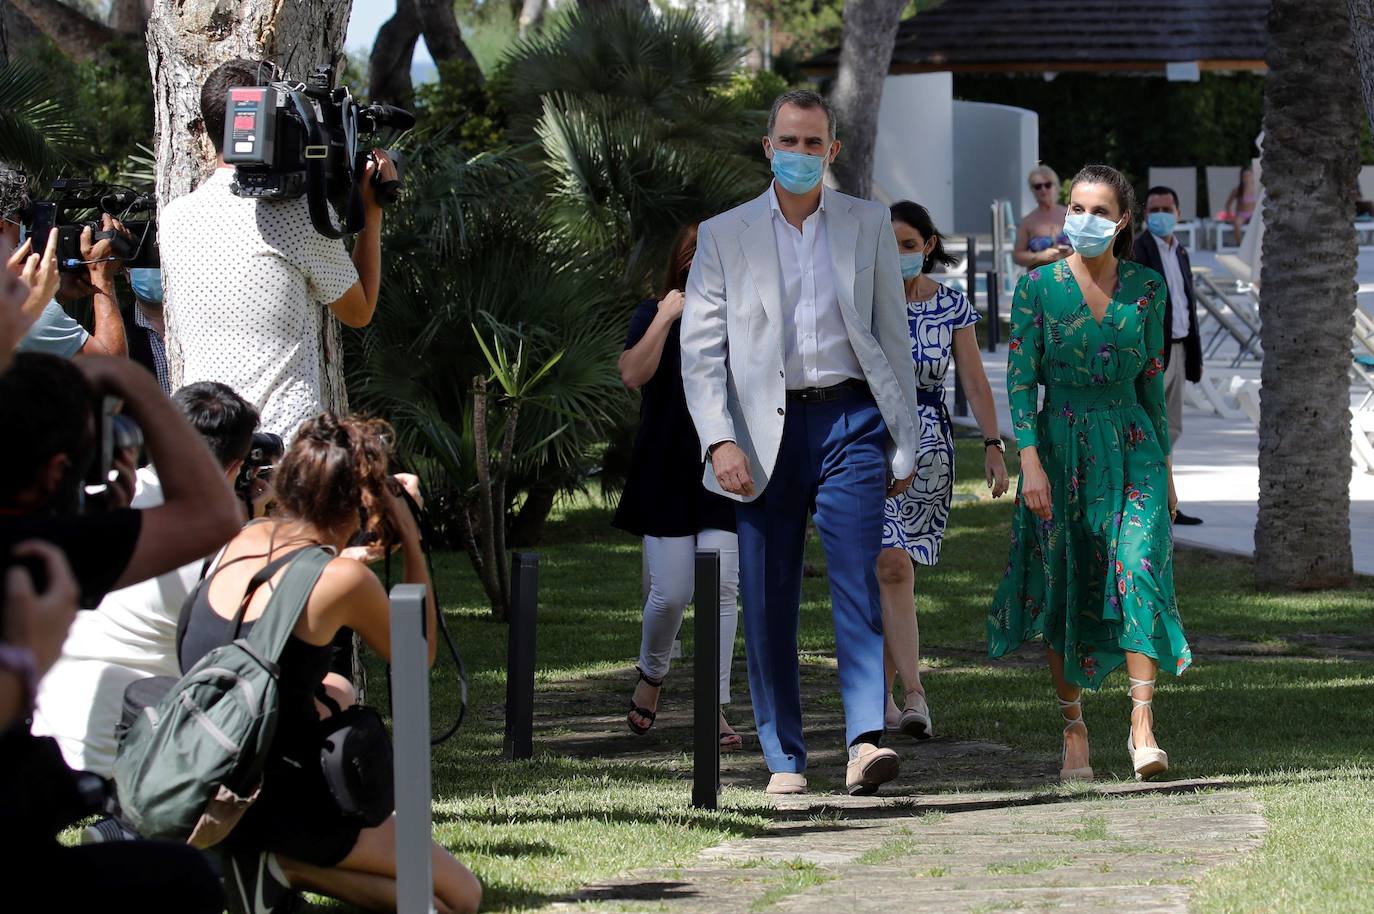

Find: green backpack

[113,545,333,847]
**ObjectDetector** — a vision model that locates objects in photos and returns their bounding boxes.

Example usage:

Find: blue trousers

[737,388,889,773]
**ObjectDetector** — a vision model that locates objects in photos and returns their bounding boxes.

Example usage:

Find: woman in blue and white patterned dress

[880,202,1010,739]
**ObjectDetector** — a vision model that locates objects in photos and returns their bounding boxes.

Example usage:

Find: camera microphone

[362,103,416,132]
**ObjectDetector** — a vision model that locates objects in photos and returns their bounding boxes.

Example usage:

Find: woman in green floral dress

[988,165,1192,783]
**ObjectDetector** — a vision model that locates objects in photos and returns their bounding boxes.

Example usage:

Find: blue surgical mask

[1063,212,1122,258]
[770,148,826,195]
[128,267,164,304]
[1146,212,1177,239]
[900,252,925,280]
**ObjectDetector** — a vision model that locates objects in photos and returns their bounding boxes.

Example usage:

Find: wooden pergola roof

[804,0,1270,76]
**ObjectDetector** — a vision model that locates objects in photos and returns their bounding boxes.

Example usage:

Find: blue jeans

[737,387,889,773]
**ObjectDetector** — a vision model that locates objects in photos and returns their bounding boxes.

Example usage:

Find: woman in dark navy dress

[613,224,742,750]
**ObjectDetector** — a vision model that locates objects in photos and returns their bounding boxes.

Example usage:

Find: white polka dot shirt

[161,168,359,438]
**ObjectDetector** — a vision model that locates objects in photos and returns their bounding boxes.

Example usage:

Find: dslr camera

[24,179,158,273]
[223,64,412,239]
[235,431,284,519]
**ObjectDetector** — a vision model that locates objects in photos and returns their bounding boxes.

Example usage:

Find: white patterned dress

[882,285,980,565]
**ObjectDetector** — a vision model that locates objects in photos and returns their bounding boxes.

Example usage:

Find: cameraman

[31,381,258,778]
[0,354,241,607]
[161,58,396,439]
[0,163,129,359]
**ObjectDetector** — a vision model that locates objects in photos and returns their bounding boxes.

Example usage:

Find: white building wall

[870,73,955,231]
[951,101,1039,237]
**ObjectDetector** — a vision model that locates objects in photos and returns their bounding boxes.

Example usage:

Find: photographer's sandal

[627,667,664,736]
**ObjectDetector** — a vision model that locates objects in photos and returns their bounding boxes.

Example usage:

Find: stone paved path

[531,659,1267,914]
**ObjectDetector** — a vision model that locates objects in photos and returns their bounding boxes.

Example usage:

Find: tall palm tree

[1255,0,1360,589]
[501,3,768,290]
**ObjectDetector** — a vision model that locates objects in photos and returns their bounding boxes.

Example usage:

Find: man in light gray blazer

[681,90,919,796]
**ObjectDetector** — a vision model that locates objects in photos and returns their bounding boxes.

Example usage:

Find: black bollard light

[504,551,538,761]
[692,549,721,810]
[986,270,1001,352]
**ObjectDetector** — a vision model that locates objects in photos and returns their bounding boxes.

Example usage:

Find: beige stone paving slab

[547,787,1265,914]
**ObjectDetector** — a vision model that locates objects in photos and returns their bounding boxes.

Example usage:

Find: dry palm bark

[1255,0,1359,588]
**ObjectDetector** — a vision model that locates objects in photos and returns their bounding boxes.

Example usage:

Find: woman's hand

[383,477,423,547]
[1167,473,1179,522]
[1019,452,1052,520]
[657,288,685,322]
[986,447,1010,499]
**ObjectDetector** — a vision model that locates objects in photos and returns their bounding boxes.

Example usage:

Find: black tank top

[177,547,335,723]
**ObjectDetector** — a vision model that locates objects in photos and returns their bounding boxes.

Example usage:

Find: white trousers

[638,529,739,704]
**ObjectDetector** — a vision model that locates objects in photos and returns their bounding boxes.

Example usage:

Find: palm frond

[0,63,84,175]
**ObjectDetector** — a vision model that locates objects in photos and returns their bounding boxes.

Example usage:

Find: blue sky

[345,2,435,67]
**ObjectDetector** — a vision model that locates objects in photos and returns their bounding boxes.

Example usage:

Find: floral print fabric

[987,259,1192,689]
[882,285,979,565]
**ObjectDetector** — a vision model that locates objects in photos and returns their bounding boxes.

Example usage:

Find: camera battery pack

[224,87,277,166]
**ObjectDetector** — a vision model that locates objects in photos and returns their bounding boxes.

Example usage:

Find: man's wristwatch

[984,437,1005,452]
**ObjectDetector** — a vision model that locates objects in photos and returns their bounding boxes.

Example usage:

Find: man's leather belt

[785,378,869,403]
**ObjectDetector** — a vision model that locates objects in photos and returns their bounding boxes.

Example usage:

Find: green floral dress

[987,259,1192,689]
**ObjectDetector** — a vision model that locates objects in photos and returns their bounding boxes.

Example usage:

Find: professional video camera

[223,64,412,239]
[24,179,158,273]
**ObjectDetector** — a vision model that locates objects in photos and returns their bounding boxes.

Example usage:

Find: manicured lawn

[341,437,1374,912]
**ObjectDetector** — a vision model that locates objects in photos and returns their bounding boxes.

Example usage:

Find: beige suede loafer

[765,772,808,795]
[845,743,900,796]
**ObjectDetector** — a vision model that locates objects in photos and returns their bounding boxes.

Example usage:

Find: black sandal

[627,667,664,735]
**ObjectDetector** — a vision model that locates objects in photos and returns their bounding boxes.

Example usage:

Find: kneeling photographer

[164,413,479,914]
[161,59,401,441]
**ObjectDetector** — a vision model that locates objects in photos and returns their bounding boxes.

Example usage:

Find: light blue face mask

[1063,212,1122,258]
[1146,212,1177,239]
[899,252,925,280]
[770,147,826,195]
[128,267,164,304]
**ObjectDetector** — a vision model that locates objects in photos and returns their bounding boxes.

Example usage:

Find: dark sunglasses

[1031,181,1054,191]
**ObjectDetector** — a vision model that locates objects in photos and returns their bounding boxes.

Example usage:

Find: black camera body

[25,178,158,273]
[235,431,284,518]
[223,65,411,239]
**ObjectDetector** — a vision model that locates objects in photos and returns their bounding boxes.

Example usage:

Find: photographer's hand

[3,540,79,677]
[359,149,397,216]
[0,235,34,368]
[71,217,129,357]
[19,229,60,319]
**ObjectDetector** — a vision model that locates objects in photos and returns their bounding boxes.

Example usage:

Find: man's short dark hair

[0,353,94,506]
[201,59,274,154]
[171,382,258,468]
[1146,186,1181,209]
[768,90,838,141]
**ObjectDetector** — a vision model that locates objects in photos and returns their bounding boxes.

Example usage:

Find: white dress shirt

[1151,233,1191,341]
[768,184,864,389]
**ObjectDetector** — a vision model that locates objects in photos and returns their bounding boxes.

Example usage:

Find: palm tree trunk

[1347,0,1374,133]
[369,0,422,108]
[472,376,508,619]
[413,0,483,80]
[9,0,117,60]
[1255,0,1359,589]
[827,0,908,198]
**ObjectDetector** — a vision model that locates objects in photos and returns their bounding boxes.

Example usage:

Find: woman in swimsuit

[1015,164,1072,269]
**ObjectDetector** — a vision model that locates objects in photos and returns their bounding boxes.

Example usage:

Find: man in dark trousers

[1134,186,1204,525]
